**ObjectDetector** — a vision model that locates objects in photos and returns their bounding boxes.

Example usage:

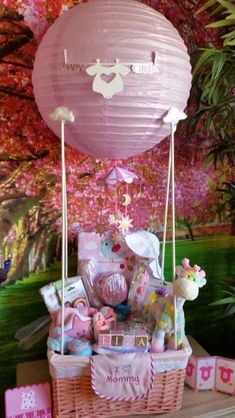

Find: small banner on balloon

[62,50,159,74]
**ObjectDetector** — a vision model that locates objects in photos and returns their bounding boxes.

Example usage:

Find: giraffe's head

[174,258,206,301]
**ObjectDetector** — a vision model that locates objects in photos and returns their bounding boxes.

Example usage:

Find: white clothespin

[63,49,68,65]
[153,51,158,67]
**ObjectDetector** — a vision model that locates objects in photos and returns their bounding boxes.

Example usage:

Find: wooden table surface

[16,336,235,418]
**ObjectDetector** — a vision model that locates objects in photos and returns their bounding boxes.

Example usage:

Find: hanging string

[49,106,74,356]
[161,137,172,283]
[115,189,118,212]
[60,119,67,355]
[170,123,177,351]
[63,49,158,68]
[125,183,129,217]
[162,107,187,351]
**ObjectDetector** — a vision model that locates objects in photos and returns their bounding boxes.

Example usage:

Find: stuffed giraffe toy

[151,258,206,352]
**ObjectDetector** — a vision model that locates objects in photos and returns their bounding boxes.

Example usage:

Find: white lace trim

[153,358,188,373]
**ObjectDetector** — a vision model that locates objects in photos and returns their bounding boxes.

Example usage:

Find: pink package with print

[128,263,150,311]
[39,282,60,314]
[78,259,103,308]
[78,232,125,262]
[40,276,82,313]
[57,276,89,307]
[5,382,51,418]
[77,232,135,281]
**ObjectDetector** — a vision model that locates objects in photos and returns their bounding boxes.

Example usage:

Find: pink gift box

[78,232,125,262]
[185,355,235,395]
[77,232,137,281]
[185,355,217,391]
[215,357,235,395]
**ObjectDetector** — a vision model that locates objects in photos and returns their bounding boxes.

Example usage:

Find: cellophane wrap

[95,273,128,306]
[78,259,103,308]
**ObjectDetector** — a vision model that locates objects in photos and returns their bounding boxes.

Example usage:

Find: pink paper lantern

[32,0,192,159]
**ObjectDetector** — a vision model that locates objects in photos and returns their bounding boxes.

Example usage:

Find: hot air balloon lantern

[32,0,192,159]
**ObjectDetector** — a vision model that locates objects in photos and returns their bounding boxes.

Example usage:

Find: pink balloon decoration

[32,0,192,159]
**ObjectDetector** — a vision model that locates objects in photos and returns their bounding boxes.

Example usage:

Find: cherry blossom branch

[0,86,34,100]
[1,59,33,69]
[0,8,24,23]
[0,192,28,203]
[0,150,49,162]
[0,163,32,189]
[0,33,33,59]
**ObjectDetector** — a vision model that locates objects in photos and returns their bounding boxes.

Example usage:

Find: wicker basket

[48,337,191,418]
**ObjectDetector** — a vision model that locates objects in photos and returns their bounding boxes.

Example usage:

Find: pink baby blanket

[91,352,154,401]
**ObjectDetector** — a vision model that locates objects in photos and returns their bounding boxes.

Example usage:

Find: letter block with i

[111,334,123,347]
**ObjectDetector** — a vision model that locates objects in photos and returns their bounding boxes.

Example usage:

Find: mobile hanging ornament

[104,166,138,234]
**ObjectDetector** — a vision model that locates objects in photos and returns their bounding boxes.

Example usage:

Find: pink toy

[55,306,96,341]
[68,339,92,357]
[95,273,128,306]
[176,258,206,289]
[151,258,206,353]
[93,306,117,340]
[100,306,117,325]
[128,263,150,312]
[5,383,51,418]
[32,0,191,159]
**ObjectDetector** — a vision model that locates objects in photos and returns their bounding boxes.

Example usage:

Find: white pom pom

[49,106,75,122]
[163,106,187,128]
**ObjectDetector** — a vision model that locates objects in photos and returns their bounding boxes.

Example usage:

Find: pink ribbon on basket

[91,352,154,401]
